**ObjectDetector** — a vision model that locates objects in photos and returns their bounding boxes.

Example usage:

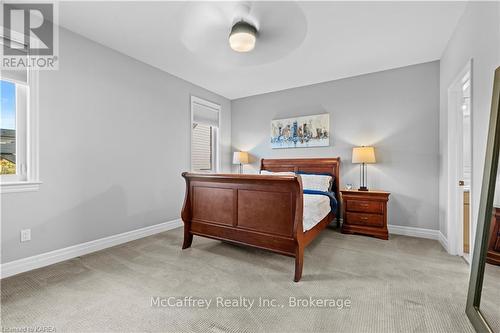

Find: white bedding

[303,194,331,232]
[300,174,332,192]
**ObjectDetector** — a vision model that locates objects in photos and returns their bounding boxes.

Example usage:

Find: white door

[456,69,473,261]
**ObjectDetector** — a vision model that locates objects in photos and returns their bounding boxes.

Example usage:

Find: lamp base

[358,186,369,191]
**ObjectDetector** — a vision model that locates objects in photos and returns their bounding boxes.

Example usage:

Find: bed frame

[181,157,340,282]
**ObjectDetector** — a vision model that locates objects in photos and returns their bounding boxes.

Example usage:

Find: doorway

[448,60,473,261]
[460,73,472,261]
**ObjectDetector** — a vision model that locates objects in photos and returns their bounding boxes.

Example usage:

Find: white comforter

[303,194,331,232]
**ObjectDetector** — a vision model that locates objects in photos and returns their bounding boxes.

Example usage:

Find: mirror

[480,168,500,332]
[482,199,500,333]
[466,66,500,333]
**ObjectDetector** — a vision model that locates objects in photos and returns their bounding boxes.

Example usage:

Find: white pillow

[299,174,332,192]
[260,170,295,176]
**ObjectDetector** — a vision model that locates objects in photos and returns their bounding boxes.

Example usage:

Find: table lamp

[233,151,249,174]
[352,146,376,191]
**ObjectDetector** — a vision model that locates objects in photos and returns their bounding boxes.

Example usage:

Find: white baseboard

[340,220,444,245]
[340,220,447,250]
[438,231,448,251]
[0,218,183,279]
[388,224,440,240]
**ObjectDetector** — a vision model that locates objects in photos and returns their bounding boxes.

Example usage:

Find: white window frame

[190,96,221,173]
[0,68,41,193]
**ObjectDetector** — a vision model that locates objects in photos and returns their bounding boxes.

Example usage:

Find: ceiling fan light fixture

[229,21,257,52]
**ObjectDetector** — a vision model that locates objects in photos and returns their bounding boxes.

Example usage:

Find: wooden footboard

[181,157,340,282]
[181,173,304,253]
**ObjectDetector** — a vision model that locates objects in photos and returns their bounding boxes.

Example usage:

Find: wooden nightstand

[340,189,390,240]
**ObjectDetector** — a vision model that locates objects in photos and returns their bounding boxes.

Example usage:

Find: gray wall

[231,61,440,230]
[439,1,500,240]
[1,28,231,263]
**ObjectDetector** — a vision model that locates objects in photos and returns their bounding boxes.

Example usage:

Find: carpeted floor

[1,227,476,332]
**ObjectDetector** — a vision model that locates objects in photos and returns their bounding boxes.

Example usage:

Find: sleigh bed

[180,157,340,282]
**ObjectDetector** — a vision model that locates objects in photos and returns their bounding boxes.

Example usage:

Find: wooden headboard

[260,157,341,199]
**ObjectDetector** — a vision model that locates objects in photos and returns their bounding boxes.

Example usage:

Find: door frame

[447,59,473,257]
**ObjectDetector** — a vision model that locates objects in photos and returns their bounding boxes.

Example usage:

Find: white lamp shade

[233,151,249,165]
[352,146,376,164]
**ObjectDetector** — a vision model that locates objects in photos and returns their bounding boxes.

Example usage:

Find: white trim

[0,181,42,193]
[27,69,40,183]
[439,231,449,251]
[388,224,440,240]
[0,219,183,279]
[191,95,221,111]
[339,220,446,249]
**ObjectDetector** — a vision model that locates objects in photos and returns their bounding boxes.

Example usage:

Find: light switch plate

[20,229,31,242]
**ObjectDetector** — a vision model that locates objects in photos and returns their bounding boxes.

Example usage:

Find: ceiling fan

[178,2,307,65]
[227,2,258,52]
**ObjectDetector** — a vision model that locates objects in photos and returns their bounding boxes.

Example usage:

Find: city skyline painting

[271,113,330,149]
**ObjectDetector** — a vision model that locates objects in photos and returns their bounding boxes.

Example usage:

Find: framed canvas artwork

[271,113,330,149]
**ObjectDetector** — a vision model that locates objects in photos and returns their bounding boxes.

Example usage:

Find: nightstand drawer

[346,200,383,214]
[345,212,383,227]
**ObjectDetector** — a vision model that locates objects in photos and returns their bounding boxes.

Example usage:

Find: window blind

[192,101,219,128]
[1,69,27,83]
[191,123,212,171]
[1,36,28,83]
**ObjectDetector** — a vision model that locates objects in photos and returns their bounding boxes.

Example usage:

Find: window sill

[1,181,42,193]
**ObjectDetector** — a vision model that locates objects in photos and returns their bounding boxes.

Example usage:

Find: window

[191,96,220,173]
[1,81,17,175]
[1,77,27,180]
[0,64,40,192]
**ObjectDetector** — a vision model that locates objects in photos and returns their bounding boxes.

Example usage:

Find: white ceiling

[59,1,466,100]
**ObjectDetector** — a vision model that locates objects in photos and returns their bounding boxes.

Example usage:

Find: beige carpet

[1,227,475,332]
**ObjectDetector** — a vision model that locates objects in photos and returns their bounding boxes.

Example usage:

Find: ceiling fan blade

[179,3,230,52]
[178,1,307,67]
